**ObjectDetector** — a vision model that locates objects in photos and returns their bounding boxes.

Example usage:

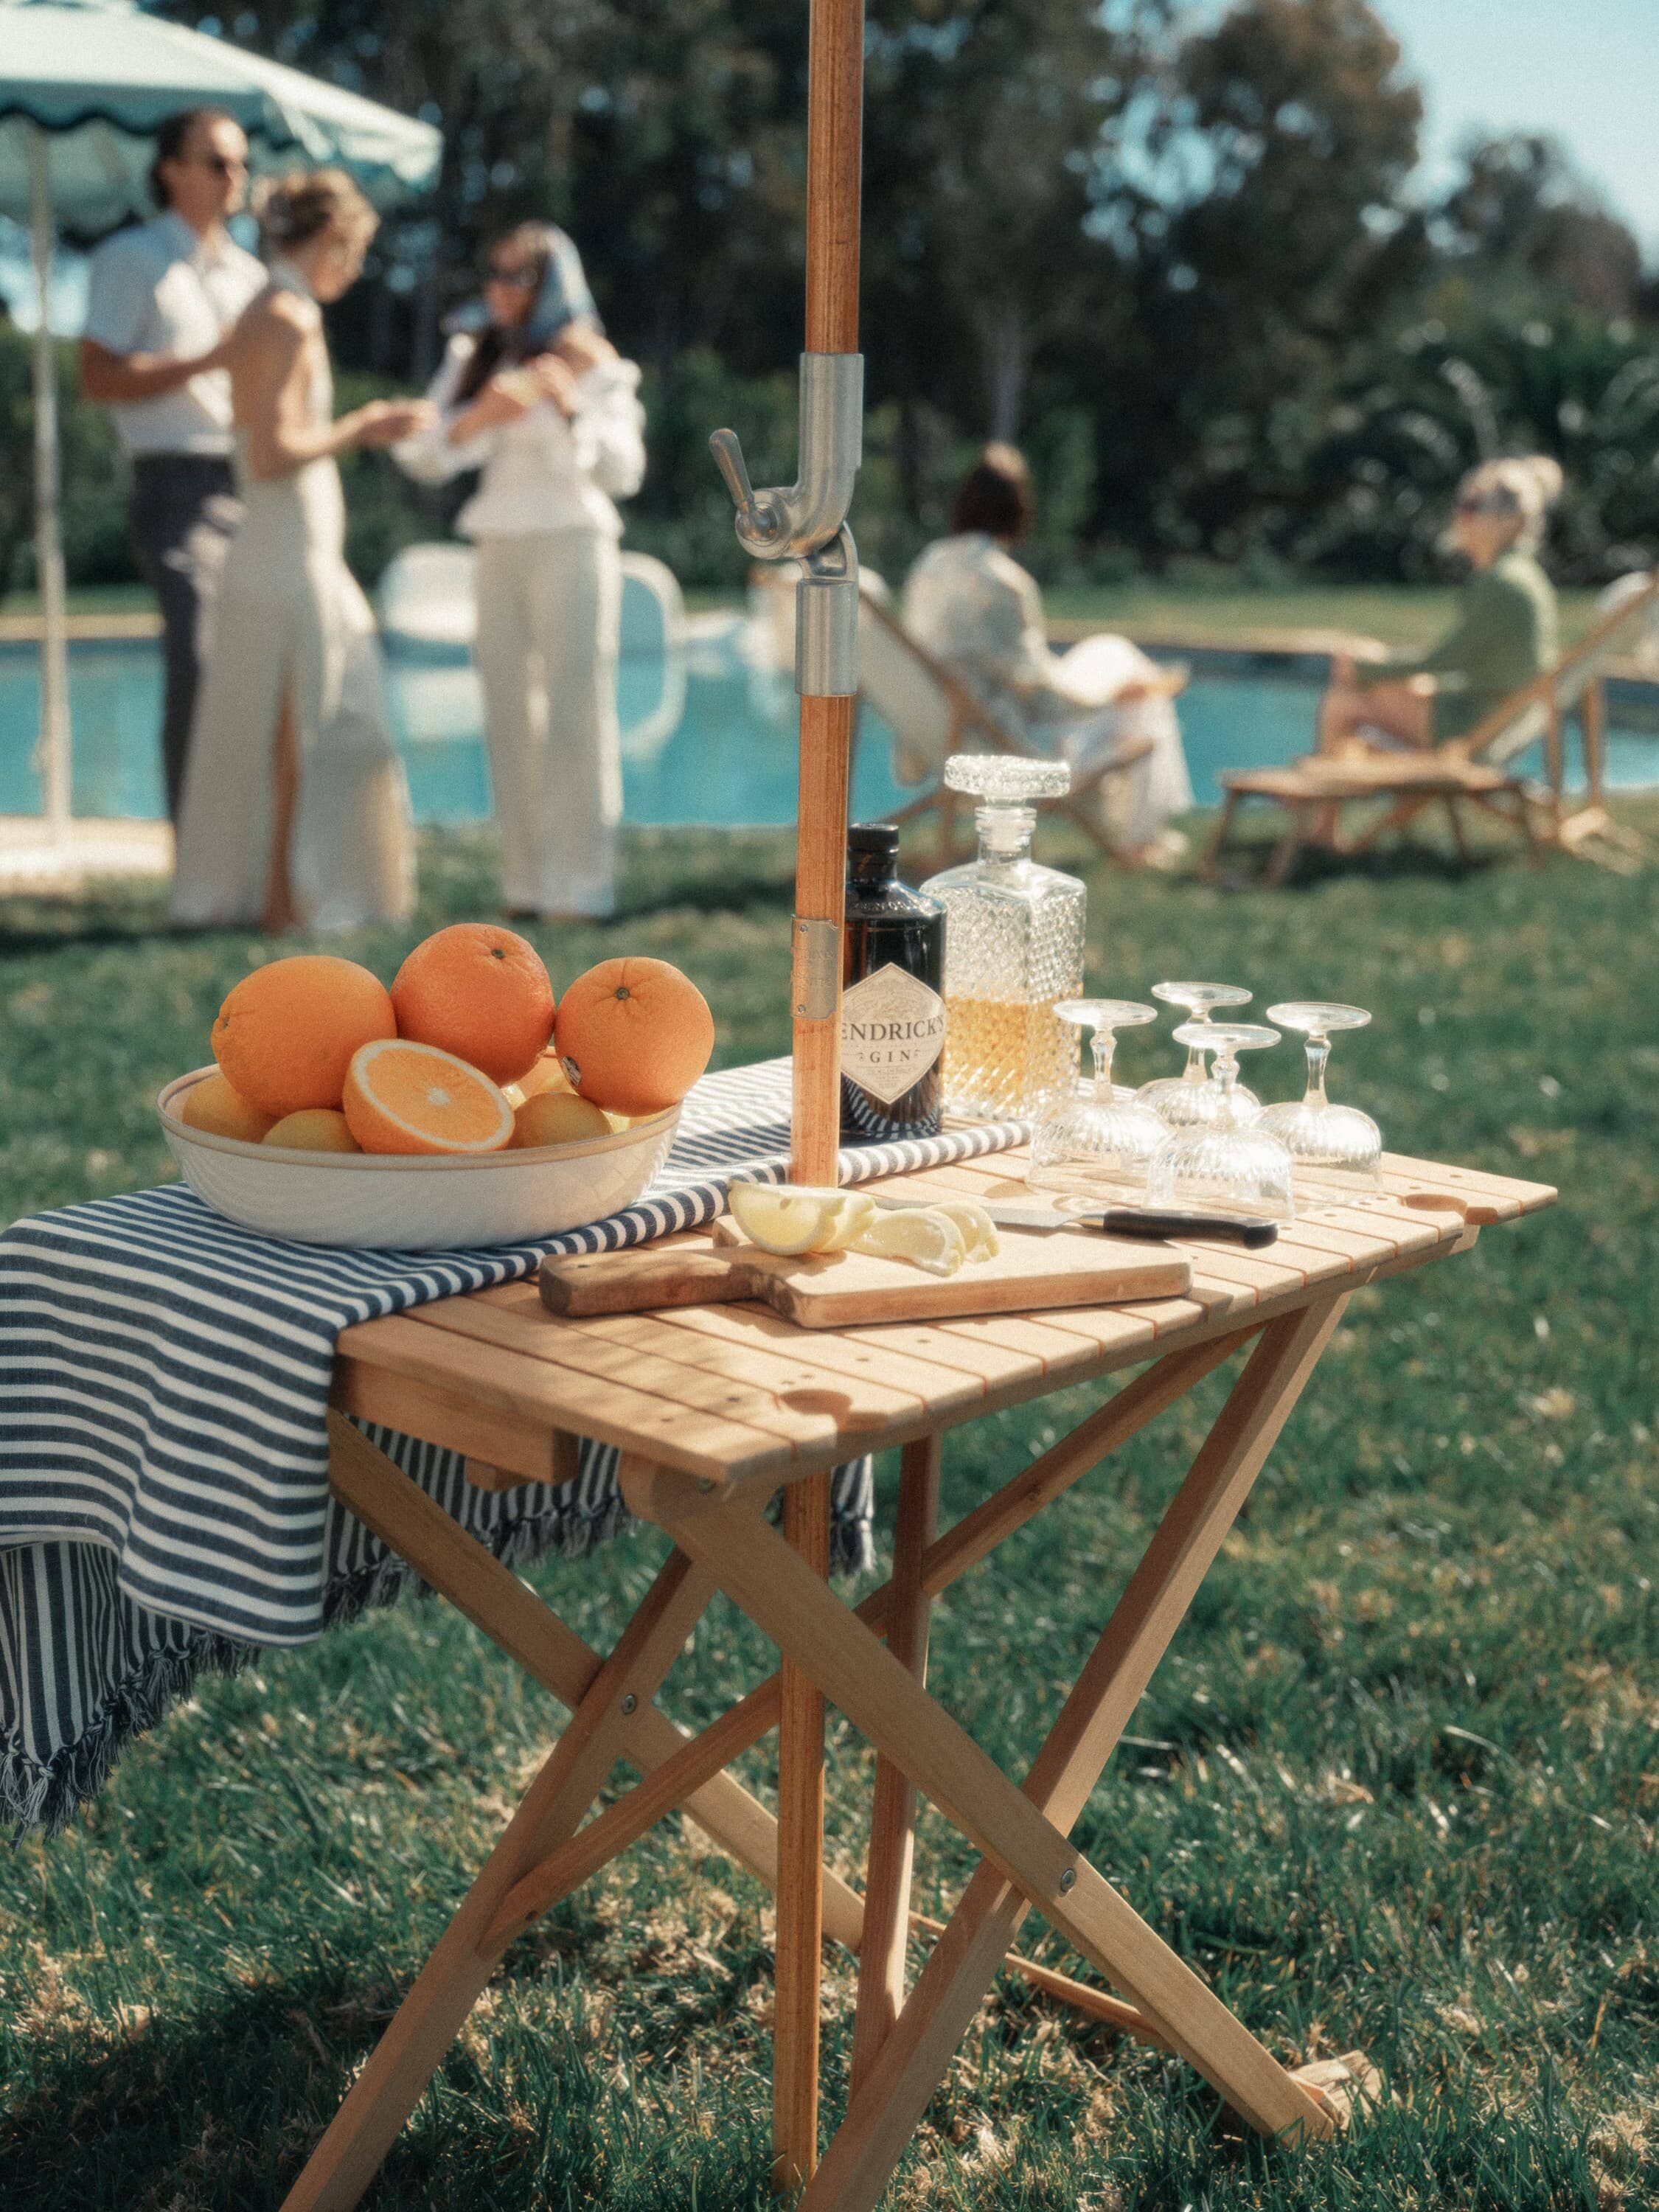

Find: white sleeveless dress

[170,265,414,931]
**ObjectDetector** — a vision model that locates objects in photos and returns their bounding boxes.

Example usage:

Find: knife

[869,1194,1279,1249]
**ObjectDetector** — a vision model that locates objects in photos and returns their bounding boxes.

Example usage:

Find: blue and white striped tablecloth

[0,1059,1023,1833]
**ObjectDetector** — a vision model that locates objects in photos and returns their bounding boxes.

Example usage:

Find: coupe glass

[1028,999,1166,1199]
[1146,1023,1294,1222]
[1258,1002,1382,1194]
[1138,982,1261,1127]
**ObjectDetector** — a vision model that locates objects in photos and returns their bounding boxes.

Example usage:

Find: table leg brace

[799,1295,1349,2210]
[850,1435,941,2094]
[641,1298,1346,2208]
[282,1527,720,2212]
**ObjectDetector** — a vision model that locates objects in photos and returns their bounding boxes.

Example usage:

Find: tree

[1436,134,1645,321]
[860,0,1162,447]
[1091,0,1427,560]
[70,0,1659,594]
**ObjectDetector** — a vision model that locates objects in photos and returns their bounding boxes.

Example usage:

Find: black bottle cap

[848,822,900,856]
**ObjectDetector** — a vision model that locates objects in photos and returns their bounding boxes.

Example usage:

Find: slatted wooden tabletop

[330,1150,1555,1498]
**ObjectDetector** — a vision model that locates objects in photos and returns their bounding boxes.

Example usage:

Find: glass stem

[1091,1029,1116,1102]
[1182,1043,1206,1082]
[1304,1034,1330,1108]
[1214,1049,1238,1124]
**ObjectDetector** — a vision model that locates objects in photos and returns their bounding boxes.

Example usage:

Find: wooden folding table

[285,1146,1553,2211]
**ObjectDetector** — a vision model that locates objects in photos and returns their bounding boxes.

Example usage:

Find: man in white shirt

[79,110,265,819]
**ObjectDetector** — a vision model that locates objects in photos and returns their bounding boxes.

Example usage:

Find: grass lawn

[1,810,1656,2211]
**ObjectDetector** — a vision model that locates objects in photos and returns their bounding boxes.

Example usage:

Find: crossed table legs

[285,1293,1365,2211]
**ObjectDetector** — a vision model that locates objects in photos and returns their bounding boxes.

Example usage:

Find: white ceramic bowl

[158,1068,681,1250]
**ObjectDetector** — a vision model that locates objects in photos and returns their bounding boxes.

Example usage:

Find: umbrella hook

[712,351,863,698]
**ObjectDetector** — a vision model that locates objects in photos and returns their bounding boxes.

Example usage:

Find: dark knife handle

[1093,1208,1279,1250]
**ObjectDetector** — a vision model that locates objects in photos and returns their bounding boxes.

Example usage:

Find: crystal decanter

[920,755,1085,1121]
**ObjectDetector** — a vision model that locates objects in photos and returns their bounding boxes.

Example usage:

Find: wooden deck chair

[1203,571,1658,884]
[855,593,1155,866]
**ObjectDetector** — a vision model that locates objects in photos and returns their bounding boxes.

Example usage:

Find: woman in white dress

[393,224,645,921]
[902,444,1193,865]
[171,170,430,933]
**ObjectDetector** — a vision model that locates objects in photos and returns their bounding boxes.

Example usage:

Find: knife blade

[868,1193,1279,1248]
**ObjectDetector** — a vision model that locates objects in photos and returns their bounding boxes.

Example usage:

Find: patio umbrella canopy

[0,0,441,841]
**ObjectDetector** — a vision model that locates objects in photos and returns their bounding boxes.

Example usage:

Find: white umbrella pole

[28,123,72,836]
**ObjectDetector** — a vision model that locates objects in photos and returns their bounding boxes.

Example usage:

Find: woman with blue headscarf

[395,224,645,919]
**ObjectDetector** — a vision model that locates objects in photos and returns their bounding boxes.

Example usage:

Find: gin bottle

[841,823,947,1140]
[920,757,1085,1120]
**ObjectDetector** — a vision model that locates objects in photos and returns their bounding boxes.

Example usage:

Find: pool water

[1,623,1652,827]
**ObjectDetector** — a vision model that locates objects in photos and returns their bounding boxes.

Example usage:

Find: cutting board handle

[540,1246,745,1317]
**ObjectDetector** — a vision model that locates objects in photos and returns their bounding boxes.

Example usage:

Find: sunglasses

[486,263,538,287]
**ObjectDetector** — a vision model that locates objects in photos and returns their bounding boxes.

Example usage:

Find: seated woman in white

[170,169,429,933]
[902,443,1192,863]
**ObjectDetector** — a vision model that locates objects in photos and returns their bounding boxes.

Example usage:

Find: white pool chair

[615,553,686,759]
[378,543,478,651]
[375,543,688,758]
[378,543,686,653]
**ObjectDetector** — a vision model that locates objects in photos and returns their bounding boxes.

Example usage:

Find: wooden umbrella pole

[774,4,865,2198]
[790,0,864,1189]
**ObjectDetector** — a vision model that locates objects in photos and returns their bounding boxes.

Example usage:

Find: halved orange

[341,1040,515,1157]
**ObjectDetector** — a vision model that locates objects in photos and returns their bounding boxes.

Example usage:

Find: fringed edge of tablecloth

[5,1461,873,1841]
[2,1637,251,1842]
[2,1481,644,1841]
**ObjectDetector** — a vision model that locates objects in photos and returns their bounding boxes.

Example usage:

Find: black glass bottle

[841,823,947,1141]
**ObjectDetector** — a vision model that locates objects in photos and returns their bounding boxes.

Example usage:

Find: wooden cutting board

[539,1220,1191,1329]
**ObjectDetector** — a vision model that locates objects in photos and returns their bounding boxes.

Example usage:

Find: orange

[179,1072,276,1144]
[342,1040,515,1156]
[264,1109,361,1154]
[553,957,714,1116]
[391,924,555,1085]
[212,956,396,1118]
[511,1092,611,1149]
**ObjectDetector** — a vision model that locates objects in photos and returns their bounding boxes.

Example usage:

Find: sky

[6,0,1659,330]
[1370,0,1659,254]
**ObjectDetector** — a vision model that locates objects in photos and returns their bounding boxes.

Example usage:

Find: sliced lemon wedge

[727,1183,877,1256]
[926,1198,1001,1263]
[852,1208,965,1278]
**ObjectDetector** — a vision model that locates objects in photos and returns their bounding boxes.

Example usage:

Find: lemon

[816,1191,878,1249]
[263,1108,361,1153]
[852,1208,964,1278]
[728,1182,849,1256]
[928,1199,1000,1263]
[512,1092,612,1148]
[180,1072,276,1144]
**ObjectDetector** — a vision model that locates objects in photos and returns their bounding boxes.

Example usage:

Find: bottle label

[841,963,947,1105]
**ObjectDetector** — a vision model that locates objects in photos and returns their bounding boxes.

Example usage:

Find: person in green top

[1318,454,1563,754]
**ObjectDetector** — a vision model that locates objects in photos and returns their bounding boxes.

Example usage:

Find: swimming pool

[1,621,1653,827]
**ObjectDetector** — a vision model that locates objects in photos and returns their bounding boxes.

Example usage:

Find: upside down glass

[1028,1000,1166,1199]
[1138,981,1261,1127]
[1147,1023,1295,1222]
[1258,1002,1382,1195]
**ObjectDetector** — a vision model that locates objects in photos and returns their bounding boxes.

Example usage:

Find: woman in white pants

[395,226,645,919]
